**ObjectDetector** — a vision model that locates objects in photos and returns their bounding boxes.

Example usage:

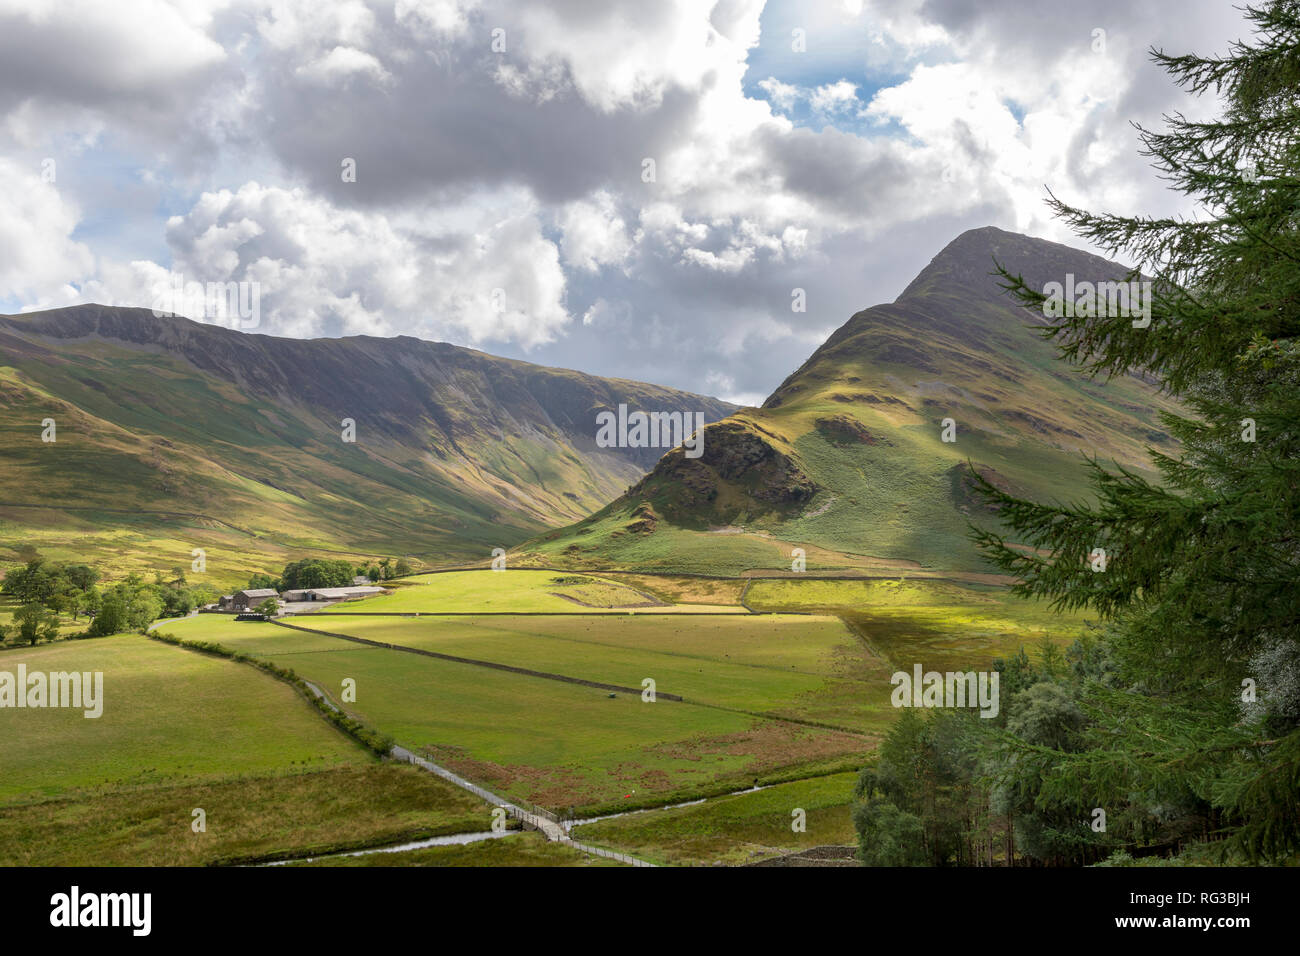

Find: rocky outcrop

[814,415,888,446]
[629,420,816,525]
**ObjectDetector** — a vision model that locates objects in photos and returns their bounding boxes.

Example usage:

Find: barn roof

[297,586,385,599]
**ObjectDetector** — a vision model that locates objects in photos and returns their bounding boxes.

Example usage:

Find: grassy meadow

[0,763,491,866]
[160,611,875,815]
[0,633,500,866]
[0,633,362,802]
[287,611,896,729]
[570,771,860,866]
[3,564,1095,865]
[324,568,745,614]
[746,577,1092,670]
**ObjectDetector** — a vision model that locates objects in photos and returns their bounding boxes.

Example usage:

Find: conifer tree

[972,1,1300,861]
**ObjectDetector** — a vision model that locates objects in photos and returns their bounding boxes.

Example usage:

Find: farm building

[280,585,385,603]
[230,588,280,611]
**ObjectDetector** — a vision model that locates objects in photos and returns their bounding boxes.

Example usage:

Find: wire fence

[561,839,655,867]
[393,746,654,865]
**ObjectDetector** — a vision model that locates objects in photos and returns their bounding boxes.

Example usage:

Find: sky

[0,0,1246,405]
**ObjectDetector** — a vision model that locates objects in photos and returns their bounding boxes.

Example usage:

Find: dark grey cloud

[258,59,702,208]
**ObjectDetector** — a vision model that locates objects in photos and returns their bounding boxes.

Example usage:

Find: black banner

[5,865,1281,943]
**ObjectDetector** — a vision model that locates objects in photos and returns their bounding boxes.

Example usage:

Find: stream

[563,783,771,831]
[258,829,510,866]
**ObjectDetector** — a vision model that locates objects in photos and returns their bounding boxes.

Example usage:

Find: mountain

[0,305,733,584]
[522,227,1180,575]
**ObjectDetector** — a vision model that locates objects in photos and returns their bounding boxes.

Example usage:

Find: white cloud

[0,158,95,305]
[494,0,764,113]
[703,370,764,407]
[757,76,799,112]
[295,45,391,85]
[255,0,379,52]
[558,191,633,273]
[810,79,859,114]
[581,297,630,326]
[83,181,571,347]
[394,0,475,38]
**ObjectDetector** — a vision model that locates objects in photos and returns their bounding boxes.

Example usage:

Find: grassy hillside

[0,305,733,586]
[522,228,1180,574]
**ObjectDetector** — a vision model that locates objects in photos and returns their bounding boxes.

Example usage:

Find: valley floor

[0,568,1088,866]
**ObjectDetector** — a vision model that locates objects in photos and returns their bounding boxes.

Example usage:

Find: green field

[0,502,404,595]
[0,763,491,866]
[0,633,510,866]
[287,611,896,729]
[4,567,1093,865]
[0,633,363,802]
[604,573,750,606]
[746,577,1091,670]
[160,613,874,815]
[570,771,860,866]
[326,569,745,614]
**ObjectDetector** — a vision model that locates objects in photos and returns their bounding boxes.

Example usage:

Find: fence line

[271,618,684,700]
[561,839,655,867]
[392,746,655,865]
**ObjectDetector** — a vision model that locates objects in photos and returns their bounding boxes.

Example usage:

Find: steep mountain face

[0,305,733,582]
[524,227,1180,574]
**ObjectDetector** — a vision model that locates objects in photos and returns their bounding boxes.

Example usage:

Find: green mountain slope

[0,305,733,585]
[522,227,1180,574]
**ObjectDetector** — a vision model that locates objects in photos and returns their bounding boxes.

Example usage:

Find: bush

[853,797,929,867]
[280,559,355,591]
